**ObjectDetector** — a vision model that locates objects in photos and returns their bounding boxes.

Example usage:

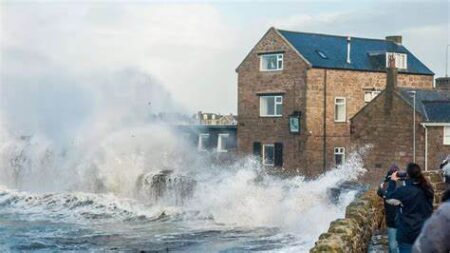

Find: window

[386,52,407,69]
[198,134,209,151]
[217,133,229,152]
[260,53,283,71]
[260,95,283,117]
[334,97,346,122]
[263,144,275,166]
[334,147,345,166]
[444,126,450,145]
[364,90,381,103]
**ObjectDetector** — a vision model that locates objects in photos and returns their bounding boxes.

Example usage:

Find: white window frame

[334,147,345,165]
[260,53,283,71]
[262,144,275,166]
[198,134,209,151]
[334,97,346,122]
[217,133,229,152]
[444,126,450,145]
[386,52,407,69]
[364,90,381,103]
[260,95,283,117]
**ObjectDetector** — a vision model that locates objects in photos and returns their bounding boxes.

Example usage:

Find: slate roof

[277,29,434,75]
[397,88,450,123]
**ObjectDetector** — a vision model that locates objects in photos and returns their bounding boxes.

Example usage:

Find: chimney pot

[386,35,402,45]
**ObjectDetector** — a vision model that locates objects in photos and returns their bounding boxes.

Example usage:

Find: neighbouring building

[351,64,450,184]
[195,111,237,126]
[236,27,434,176]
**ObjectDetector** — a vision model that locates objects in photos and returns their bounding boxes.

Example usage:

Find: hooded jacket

[385,180,434,244]
[377,179,399,228]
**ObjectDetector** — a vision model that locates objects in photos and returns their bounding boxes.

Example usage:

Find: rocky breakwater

[310,189,384,253]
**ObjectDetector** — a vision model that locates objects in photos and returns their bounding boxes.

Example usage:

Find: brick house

[236,27,434,176]
[351,64,450,184]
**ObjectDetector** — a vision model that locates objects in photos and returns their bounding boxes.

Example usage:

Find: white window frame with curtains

[262,144,275,166]
[334,147,345,166]
[217,133,229,152]
[334,97,346,122]
[364,90,381,103]
[260,95,283,117]
[260,53,283,71]
[386,52,407,69]
[444,126,450,145]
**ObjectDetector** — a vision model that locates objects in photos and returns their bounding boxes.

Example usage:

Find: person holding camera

[385,163,434,253]
[377,164,400,253]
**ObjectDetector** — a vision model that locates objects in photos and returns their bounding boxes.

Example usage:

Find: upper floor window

[444,126,450,145]
[334,97,346,122]
[260,95,283,117]
[217,133,229,152]
[386,52,407,69]
[364,90,381,103]
[260,53,283,71]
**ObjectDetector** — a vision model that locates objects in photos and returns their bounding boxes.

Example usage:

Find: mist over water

[0,67,368,252]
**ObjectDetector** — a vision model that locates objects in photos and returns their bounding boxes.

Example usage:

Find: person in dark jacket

[386,163,434,253]
[377,164,400,253]
[412,188,450,253]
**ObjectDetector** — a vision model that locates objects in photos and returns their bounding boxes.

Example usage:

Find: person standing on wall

[377,164,400,253]
[385,163,434,253]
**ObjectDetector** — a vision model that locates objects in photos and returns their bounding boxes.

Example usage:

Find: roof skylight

[316,50,328,59]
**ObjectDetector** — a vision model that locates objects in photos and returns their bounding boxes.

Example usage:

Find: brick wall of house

[426,126,450,170]
[237,28,311,174]
[350,93,426,185]
[305,69,433,174]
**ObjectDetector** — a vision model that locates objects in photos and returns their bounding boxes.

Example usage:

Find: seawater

[0,125,368,252]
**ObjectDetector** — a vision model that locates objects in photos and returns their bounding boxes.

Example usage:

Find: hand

[391,171,399,181]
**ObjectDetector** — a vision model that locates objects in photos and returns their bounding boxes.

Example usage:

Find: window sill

[217,150,228,153]
[260,69,283,72]
[334,120,347,123]
[260,115,283,118]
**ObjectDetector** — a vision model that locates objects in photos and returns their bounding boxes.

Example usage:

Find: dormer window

[386,52,407,69]
[260,53,283,71]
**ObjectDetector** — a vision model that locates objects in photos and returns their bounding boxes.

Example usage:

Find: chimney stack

[346,36,351,64]
[384,55,398,115]
[385,35,402,45]
[435,77,450,91]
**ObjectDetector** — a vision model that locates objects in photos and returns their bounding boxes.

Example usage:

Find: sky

[1,0,449,116]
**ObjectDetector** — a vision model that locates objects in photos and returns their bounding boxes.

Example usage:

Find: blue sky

[1,0,449,118]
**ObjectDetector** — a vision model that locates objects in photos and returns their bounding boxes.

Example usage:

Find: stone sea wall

[310,189,384,253]
[310,171,446,253]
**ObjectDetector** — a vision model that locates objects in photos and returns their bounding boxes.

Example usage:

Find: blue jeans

[398,243,412,253]
[387,227,399,253]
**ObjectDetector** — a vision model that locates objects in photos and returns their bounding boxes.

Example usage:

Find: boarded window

[274,142,283,167]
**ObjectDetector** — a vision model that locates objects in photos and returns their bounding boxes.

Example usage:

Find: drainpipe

[424,126,428,171]
[323,70,328,173]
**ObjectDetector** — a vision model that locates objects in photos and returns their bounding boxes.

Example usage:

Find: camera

[397,171,408,180]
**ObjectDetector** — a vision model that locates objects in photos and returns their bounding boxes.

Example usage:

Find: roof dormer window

[386,52,407,69]
[260,53,283,71]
